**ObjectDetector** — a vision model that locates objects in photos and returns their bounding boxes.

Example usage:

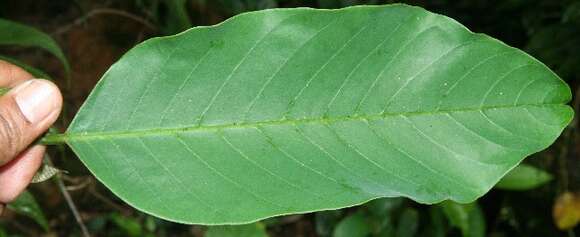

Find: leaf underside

[65,4,572,224]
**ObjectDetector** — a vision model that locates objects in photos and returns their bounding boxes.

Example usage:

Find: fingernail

[12,80,60,124]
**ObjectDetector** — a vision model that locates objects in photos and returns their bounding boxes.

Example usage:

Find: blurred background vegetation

[0,0,579,236]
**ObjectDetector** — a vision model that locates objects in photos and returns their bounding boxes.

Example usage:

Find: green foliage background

[0,0,578,236]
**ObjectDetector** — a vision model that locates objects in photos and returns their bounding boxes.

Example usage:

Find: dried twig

[47,158,91,237]
[63,176,93,191]
[54,173,91,237]
[52,8,157,36]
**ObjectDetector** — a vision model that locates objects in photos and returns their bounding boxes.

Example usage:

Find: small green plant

[0,3,574,235]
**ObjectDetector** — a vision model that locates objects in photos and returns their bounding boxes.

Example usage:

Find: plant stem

[50,161,91,237]
[41,133,68,145]
[0,87,8,96]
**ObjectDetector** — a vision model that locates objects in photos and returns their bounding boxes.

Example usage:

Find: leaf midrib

[61,103,564,142]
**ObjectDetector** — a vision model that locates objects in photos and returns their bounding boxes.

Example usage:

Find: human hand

[0,60,62,215]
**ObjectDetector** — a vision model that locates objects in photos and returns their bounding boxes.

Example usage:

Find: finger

[0,145,44,203]
[0,60,33,88]
[0,79,62,165]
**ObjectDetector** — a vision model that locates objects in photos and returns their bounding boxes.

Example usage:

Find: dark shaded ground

[0,0,579,236]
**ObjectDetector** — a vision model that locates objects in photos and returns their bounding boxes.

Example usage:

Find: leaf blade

[0,18,70,73]
[7,191,49,231]
[495,163,553,190]
[65,4,573,224]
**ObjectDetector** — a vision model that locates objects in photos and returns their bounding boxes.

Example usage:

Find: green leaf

[439,201,485,237]
[0,18,70,73]
[315,210,343,237]
[467,206,485,237]
[333,212,372,237]
[365,197,404,219]
[159,0,192,35]
[205,223,269,237]
[364,197,403,235]
[57,4,572,224]
[7,191,49,231]
[0,55,52,80]
[109,213,143,237]
[494,163,553,190]
[425,206,447,237]
[396,208,419,237]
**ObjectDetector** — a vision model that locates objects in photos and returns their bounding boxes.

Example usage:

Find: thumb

[0,79,62,165]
